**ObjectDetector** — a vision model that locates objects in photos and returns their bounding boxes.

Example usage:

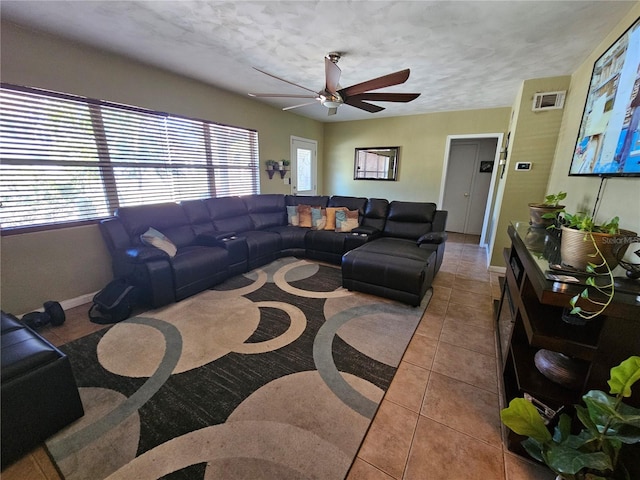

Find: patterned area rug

[47,258,431,479]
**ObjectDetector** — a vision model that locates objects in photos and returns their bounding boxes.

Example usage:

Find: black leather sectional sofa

[99,194,447,307]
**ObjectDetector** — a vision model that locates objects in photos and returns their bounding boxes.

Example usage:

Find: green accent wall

[323,109,510,202]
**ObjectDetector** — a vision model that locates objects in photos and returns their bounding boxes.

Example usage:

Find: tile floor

[2,233,556,480]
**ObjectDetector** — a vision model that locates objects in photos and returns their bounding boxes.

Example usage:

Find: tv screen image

[570,17,640,176]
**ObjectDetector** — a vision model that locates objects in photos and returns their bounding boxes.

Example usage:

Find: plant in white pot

[501,356,640,480]
[545,212,636,321]
[529,191,567,228]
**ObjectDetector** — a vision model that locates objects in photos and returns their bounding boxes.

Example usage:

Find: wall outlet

[515,162,532,171]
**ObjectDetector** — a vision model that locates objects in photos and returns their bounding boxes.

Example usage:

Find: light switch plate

[515,162,532,171]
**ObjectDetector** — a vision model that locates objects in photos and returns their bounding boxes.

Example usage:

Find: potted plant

[281,159,290,169]
[265,159,279,170]
[529,191,567,228]
[543,211,637,321]
[555,213,629,272]
[500,356,640,480]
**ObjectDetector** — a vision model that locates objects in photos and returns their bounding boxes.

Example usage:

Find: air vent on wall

[532,91,566,111]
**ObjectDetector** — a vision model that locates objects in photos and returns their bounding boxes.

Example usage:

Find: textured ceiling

[1,1,636,122]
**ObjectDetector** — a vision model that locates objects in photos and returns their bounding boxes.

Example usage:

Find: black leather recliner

[100,202,229,307]
[198,196,282,271]
[1,311,84,469]
[341,201,448,306]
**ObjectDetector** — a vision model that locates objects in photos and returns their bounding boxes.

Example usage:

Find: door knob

[464,193,470,197]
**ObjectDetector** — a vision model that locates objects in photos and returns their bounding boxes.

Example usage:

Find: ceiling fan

[249,52,421,116]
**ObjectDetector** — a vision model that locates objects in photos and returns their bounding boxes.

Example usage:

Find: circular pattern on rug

[227,371,382,455]
[244,256,318,283]
[47,387,140,480]
[232,301,306,354]
[98,421,350,480]
[100,294,309,376]
[207,268,268,298]
[273,260,352,298]
[102,295,261,376]
[324,294,423,366]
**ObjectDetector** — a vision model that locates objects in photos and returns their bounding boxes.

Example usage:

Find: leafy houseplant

[529,191,567,228]
[265,159,279,170]
[500,356,640,480]
[281,159,290,168]
[549,212,631,321]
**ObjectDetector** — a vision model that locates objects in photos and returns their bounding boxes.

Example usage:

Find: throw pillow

[311,207,327,230]
[297,204,312,228]
[286,205,299,226]
[324,207,348,230]
[140,227,177,257]
[335,209,360,233]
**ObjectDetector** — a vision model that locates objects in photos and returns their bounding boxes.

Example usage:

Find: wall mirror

[354,146,399,181]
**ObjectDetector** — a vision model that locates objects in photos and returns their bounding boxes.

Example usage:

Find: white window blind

[0,84,259,233]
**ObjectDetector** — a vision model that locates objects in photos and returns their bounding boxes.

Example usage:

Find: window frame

[0,83,260,235]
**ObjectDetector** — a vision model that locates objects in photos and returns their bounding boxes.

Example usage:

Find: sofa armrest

[99,218,130,254]
[417,231,448,245]
[121,246,170,263]
[195,231,237,246]
[432,210,448,233]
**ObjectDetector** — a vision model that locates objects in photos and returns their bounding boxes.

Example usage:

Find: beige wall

[489,76,571,267]
[547,4,640,235]
[323,109,511,201]
[0,21,323,313]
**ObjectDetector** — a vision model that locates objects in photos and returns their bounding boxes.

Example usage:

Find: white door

[443,143,477,233]
[442,139,496,234]
[290,136,317,196]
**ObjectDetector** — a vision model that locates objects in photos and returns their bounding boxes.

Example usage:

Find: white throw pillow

[140,227,177,257]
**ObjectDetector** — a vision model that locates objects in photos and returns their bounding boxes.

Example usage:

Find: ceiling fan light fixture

[322,100,341,108]
[320,93,342,109]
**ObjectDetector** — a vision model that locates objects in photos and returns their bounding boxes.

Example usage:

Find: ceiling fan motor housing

[249,53,420,116]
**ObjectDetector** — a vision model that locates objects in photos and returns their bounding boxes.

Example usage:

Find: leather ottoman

[1,311,84,469]
[342,238,437,306]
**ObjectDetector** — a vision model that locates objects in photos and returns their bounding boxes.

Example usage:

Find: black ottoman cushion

[1,311,84,469]
[1,328,60,383]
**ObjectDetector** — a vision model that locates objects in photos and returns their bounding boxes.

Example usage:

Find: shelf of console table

[496,221,640,465]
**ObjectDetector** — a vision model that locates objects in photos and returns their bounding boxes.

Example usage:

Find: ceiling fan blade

[283,101,319,111]
[325,56,341,94]
[249,93,318,98]
[344,98,385,113]
[327,107,338,116]
[347,92,420,103]
[253,67,318,95]
[339,69,411,97]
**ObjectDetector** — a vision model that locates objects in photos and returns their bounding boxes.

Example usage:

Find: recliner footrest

[342,246,436,306]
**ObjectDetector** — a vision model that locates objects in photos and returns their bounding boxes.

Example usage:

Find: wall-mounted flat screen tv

[569,17,640,176]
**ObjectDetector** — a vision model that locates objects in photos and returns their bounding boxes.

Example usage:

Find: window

[0,84,259,233]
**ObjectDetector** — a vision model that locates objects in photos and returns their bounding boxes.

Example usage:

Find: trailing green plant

[558,212,620,235]
[541,212,620,320]
[567,236,615,320]
[501,356,640,480]
[540,191,567,207]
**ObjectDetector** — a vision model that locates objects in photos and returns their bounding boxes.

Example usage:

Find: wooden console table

[496,221,640,459]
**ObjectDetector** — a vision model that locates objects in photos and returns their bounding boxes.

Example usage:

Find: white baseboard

[20,291,97,317]
[488,265,507,274]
